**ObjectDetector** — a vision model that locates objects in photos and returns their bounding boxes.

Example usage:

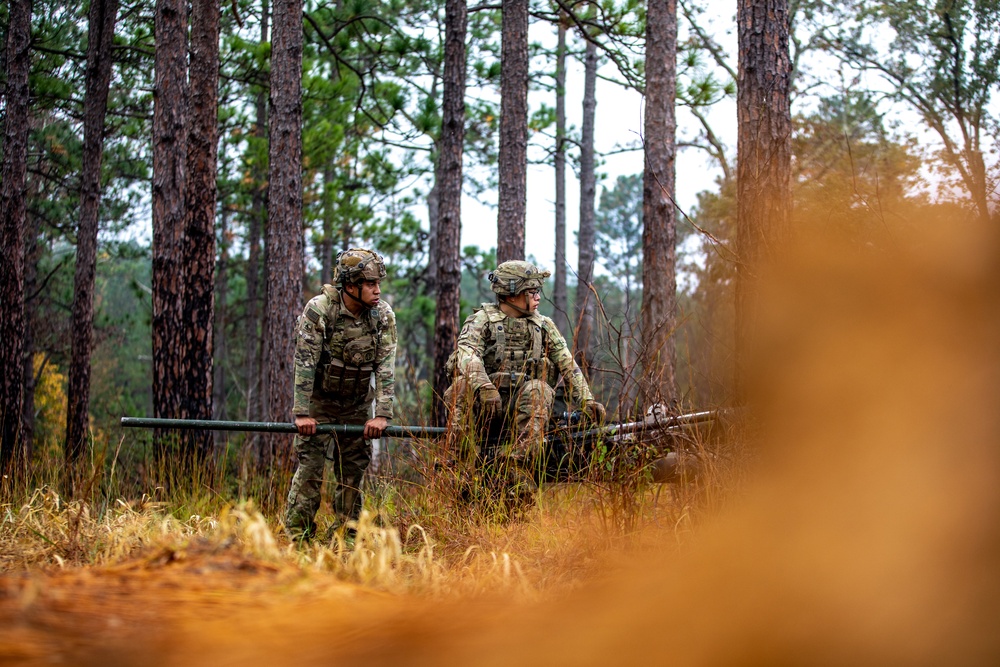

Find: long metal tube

[120,417,447,438]
[572,409,720,441]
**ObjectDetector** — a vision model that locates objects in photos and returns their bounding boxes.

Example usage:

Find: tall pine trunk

[214,205,229,421]
[246,0,268,462]
[431,0,468,426]
[21,211,42,465]
[639,0,678,406]
[320,166,335,285]
[151,0,189,466]
[181,0,220,461]
[496,0,528,262]
[66,0,120,477]
[262,0,305,472]
[574,37,597,373]
[553,18,569,335]
[213,205,229,453]
[735,0,791,401]
[0,0,33,477]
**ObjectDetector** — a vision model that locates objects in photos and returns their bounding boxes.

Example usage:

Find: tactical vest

[450,304,551,390]
[316,285,385,399]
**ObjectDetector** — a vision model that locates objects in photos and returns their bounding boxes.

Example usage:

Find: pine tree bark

[735,0,791,401]
[553,18,569,335]
[0,0,33,477]
[213,205,229,453]
[246,0,268,462]
[320,166,335,286]
[21,217,41,464]
[431,0,468,427]
[639,0,678,406]
[66,0,120,472]
[262,0,304,469]
[151,0,189,465]
[181,0,220,461]
[574,37,598,373]
[496,0,528,262]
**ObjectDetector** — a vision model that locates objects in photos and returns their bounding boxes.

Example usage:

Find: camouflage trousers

[445,376,555,460]
[284,399,372,540]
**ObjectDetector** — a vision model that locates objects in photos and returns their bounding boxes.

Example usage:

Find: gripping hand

[583,400,606,423]
[477,384,503,420]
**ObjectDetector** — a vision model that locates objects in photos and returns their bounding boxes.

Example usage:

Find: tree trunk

[735,0,791,401]
[246,0,268,460]
[320,165,335,285]
[262,0,305,471]
[66,0,120,475]
[431,0,468,427]
[496,0,528,262]
[553,18,569,335]
[181,0,220,461]
[0,0,32,477]
[213,205,229,452]
[639,0,678,406]
[21,213,41,466]
[574,37,598,373]
[151,0,189,466]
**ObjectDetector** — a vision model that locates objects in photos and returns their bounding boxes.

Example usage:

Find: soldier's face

[348,279,381,307]
[511,288,541,313]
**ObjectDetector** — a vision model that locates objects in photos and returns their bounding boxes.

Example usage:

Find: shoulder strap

[482,304,506,363]
[369,305,385,349]
[530,316,543,361]
[319,285,341,344]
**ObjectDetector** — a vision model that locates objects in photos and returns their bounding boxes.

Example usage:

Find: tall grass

[0,408,743,598]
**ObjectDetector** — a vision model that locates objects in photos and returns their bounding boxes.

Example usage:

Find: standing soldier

[285,248,397,542]
[445,260,605,500]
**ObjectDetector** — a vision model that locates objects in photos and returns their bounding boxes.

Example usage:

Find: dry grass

[0,453,711,591]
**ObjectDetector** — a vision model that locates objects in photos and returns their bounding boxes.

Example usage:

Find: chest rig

[481,304,549,390]
[318,285,384,399]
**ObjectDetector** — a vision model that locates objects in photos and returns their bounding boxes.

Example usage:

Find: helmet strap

[340,283,371,314]
[499,294,533,318]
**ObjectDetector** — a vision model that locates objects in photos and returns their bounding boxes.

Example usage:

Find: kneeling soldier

[445,260,605,497]
[285,248,397,541]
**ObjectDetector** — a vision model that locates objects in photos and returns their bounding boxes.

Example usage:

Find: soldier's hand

[477,384,503,420]
[583,400,606,423]
[364,416,389,439]
[295,416,318,435]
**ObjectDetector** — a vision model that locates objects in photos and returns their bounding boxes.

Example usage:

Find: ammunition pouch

[320,357,374,398]
[489,358,549,392]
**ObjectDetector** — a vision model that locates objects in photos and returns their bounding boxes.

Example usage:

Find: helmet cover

[334,248,387,285]
[488,260,551,296]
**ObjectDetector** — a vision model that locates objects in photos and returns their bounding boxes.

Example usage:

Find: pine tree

[66,0,121,473]
[432,0,468,426]
[639,0,678,405]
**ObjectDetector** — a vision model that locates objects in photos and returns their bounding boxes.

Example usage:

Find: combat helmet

[489,260,551,297]
[334,248,386,286]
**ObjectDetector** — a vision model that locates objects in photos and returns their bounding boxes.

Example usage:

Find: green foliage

[822,0,1000,217]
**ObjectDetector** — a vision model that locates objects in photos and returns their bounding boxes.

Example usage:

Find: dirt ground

[0,539,388,665]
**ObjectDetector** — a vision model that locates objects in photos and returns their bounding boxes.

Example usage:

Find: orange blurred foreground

[5,215,1000,666]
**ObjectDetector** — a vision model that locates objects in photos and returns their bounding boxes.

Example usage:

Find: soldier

[445,260,605,498]
[285,248,397,542]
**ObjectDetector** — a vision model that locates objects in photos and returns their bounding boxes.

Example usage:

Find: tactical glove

[477,384,503,420]
[583,400,606,423]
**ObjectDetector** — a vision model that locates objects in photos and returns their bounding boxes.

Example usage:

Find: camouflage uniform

[445,261,597,464]
[284,250,396,540]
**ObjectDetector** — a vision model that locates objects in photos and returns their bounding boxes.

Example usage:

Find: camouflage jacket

[452,303,594,407]
[293,285,396,419]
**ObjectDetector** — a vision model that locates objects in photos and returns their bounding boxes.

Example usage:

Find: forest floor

[0,482,691,666]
